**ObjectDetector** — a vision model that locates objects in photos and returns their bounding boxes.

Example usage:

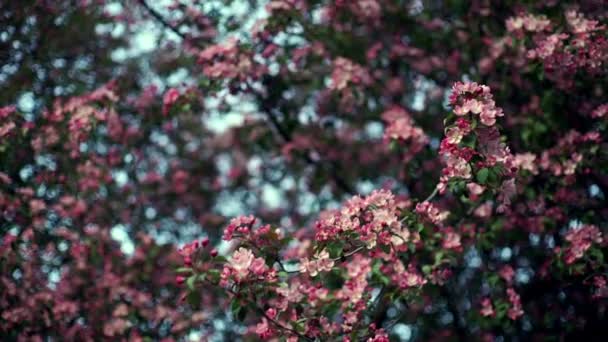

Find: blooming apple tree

[1,0,607,341]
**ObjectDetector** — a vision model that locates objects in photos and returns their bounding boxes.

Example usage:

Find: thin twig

[422,186,439,203]
[137,0,186,40]
[332,245,365,261]
[258,307,314,341]
[252,80,355,195]
[275,258,300,274]
[201,278,314,341]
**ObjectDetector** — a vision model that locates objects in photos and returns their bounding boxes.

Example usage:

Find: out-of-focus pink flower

[162,88,181,116]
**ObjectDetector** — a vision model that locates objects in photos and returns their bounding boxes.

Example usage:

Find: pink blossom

[162,88,180,116]
[474,201,493,218]
[230,248,255,280]
[563,224,602,264]
[480,298,495,317]
[497,179,517,212]
[382,106,428,147]
[197,38,266,81]
[506,288,524,320]
[514,153,538,174]
[528,33,568,59]
[395,263,427,288]
[565,10,603,34]
[0,105,16,119]
[415,201,449,225]
[330,57,371,91]
[442,228,462,250]
[300,249,334,277]
[499,265,515,284]
[350,0,382,23]
[265,308,277,320]
[223,215,256,240]
[467,182,485,200]
[592,276,608,299]
[250,257,268,276]
[367,329,389,342]
[450,82,504,126]
[445,126,465,144]
[0,122,16,137]
[591,104,608,119]
[255,318,273,339]
[506,14,551,33]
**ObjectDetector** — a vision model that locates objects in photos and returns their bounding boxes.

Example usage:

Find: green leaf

[176,267,193,274]
[214,255,228,263]
[389,140,399,151]
[231,299,242,318]
[588,248,604,264]
[231,299,248,322]
[327,241,345,258]
[477,168,489,184]
[380,243,391,254]
[238,307,247,321]
[422,265,432,274]
[186,275,197,291]
[187,291,201,307]
[207,269,220,283]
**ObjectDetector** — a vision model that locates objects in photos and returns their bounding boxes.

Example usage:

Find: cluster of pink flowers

[0,105,16,119]
[330,57,372,92]
[347,0,382,24]
[314,189,409,248]
[513,152,538,175]
[221,215,285,253]
[591,104,608,119]
[53,195,87,219]
[253,317,275,339]
[510,10,608,89]
[450,81,504,126]
[527,33,569,60]
[299,249,335,277]
[221,247,274,284]
[390,261,427,289]
[2,228,203,340]
[7,1,608,339]
[506,288,524,320]
[539,130,600,177]
[415,201,449,226]
[506,13,551,34]
[381,106,428,153]
[222,215,257,241]
[562,224,603,265]
[441,227,462,251]
[565,9,604,35]
[365,329,389,342]
[177,237,210,268]
[437,82,516,198]
[0,105,17,138]
[31,82,119,158]
[198,38,267,82]
[499,265,515,284]
[75,160,111,192]
[265,0,306,14]
[337,255,373,331]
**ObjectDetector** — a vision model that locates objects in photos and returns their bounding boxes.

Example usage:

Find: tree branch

[255,79,355,195]
[137,0,186,40]
[422,186,439,203]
